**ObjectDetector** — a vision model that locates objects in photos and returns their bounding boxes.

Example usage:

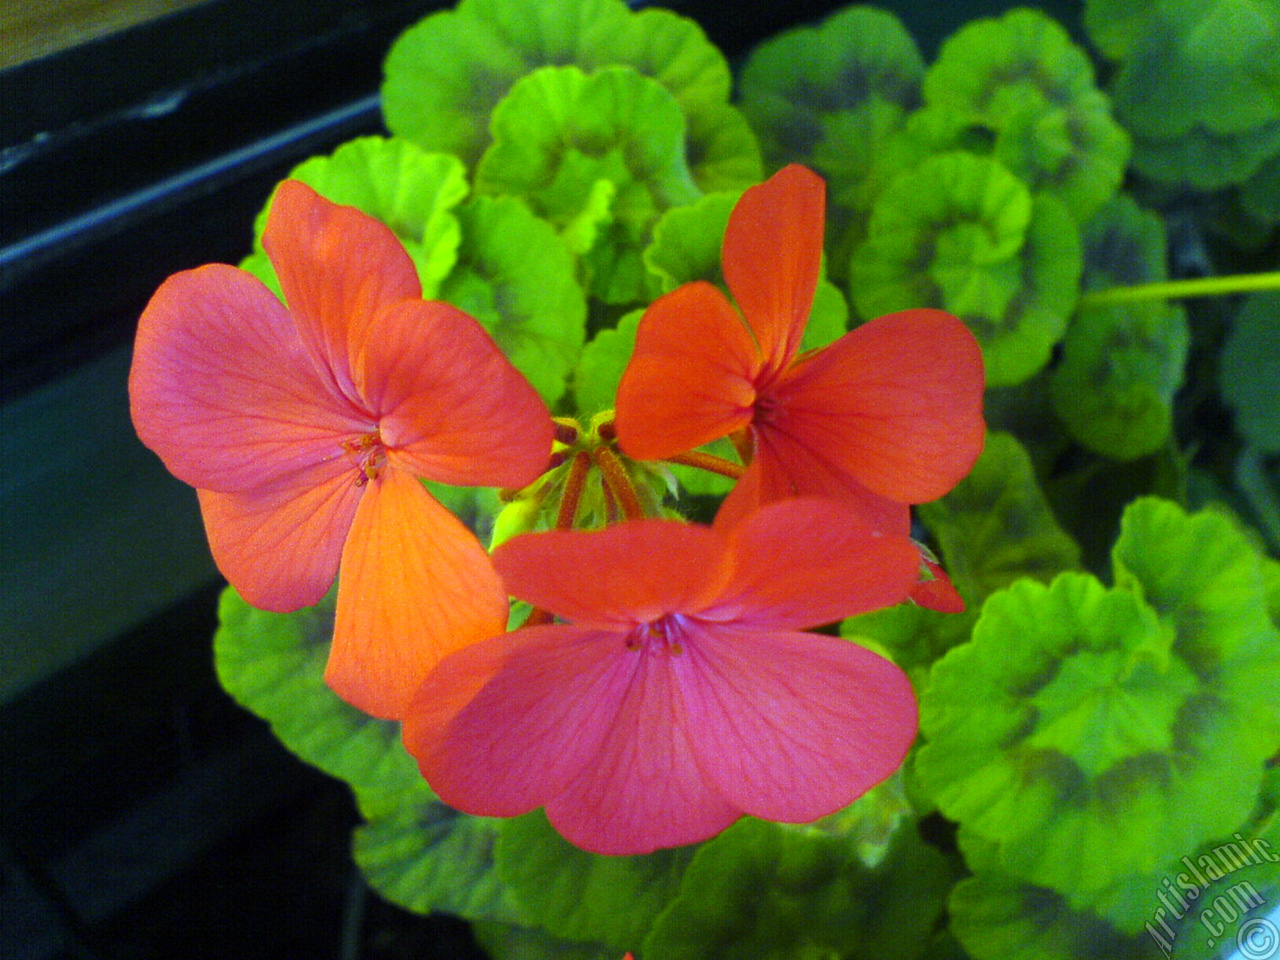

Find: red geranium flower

[129,180,552,718]
[613,164,986,540]
[403,498,922,855]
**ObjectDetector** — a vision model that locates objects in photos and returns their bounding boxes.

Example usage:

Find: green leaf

[1130,120,1280,191]
[1052,197,1189,461]
[495,811,694,950]
[1220,292,1280,454]
[918,568,1272,900]
[353,798,524,924]
[382,0,749,191]
[642,818,954,960]
[471,922,614,960]
[1240,148,1280,222]
[737,5,924,179]
[644,191,737,293]
[1050,301,1189,460]
[850,152,1082,386]
[438,195,587,405]
[248,137,469,298]
[572,308,642,418]
[212,587,422,809]
[1111,497,1280,743]
[1090,0,1280,190]
[922,8,1130,221]
[1103,0,1280,141]
[948,871,1153,960]
[475,65,702,304]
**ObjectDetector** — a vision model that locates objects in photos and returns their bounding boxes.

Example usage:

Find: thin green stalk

[1079,272,1280,309]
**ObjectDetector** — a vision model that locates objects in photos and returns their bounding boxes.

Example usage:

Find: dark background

[0,2,1082,957]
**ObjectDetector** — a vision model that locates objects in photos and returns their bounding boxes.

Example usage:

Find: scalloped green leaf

[382,0,746,192]
[494,811,694,950]
[1130,119,1280,191]
[922,8,1130,221]
[641,817,953,960]
[212,587,423,810]
[353,797,524,924]
[475,65,703,304]
[471,922,614,960]
[1220,293,1280,454]
[1054,196,1189,461]
[245,137,469,299]
[851,152,1082,385]
[1240,148,1280,222]
[1050,300,1189,460]
[437,195,587,405]
[918,569,1272,899]
[948,871,1152,960]
[737,5,923,179]
[572,308,642,418]
[1103,0,1280,141]
[1111,497,1280,742]
[644,191,737,294]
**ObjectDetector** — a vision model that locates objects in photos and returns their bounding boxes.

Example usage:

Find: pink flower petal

[614,281,759,462]
[679,623,918,823]
[196,464,361,611]
[405,625,637,817]
[326,468,510,719]
[129,264,369,493]
[356,299,552,489]
[706,498,921,629]
[773,308,986,503]
[263,180,422,392]
[721,165,825,374]
[492,521,730,628]
[546,641,741,855]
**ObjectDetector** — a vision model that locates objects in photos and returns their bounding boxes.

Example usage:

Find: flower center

[753,390,781,426]
[624,614,687,656]
[341,431,387,486]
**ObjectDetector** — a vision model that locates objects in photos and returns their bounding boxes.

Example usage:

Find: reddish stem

[664,449,746,480]
[594,446,645,520]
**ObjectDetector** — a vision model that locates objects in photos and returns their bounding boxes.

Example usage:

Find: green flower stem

[1079,271,1280,308]
[664,449,746,480]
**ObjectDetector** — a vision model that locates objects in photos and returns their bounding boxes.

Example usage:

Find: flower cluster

[130,166,985,854]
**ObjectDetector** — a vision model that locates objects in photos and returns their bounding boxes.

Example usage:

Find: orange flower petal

[774,308,986,503]
[911,559,966,613]
[196,463,361,612]
[355,299,552,489]
[130,264,369,493]
[264,180,422,391]
[715,433,913,536]
[492,521,730,628]
[326,468,509,719]
[721,164,825,374]
[710,498,920,628]
[614,282,759,462]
